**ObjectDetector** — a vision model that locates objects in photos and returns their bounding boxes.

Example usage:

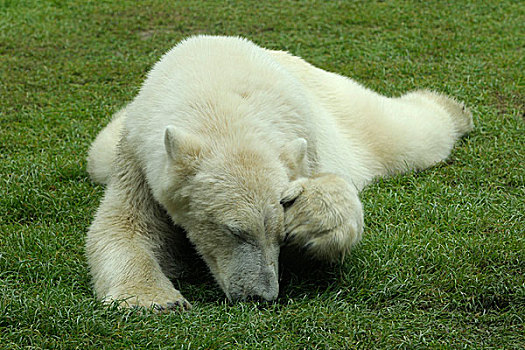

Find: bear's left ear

[280,138,309,179]
[164,126,202,161]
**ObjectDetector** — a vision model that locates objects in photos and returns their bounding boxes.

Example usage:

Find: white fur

[86,35,473,309]
[86,108,126,184]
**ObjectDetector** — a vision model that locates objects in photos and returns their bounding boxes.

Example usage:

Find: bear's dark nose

[245,294,272,303]
[228,276,279,303]
[229,289,278,303]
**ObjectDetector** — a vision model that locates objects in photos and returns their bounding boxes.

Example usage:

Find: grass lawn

[1,0,523,348]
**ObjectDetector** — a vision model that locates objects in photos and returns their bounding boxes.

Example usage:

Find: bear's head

[159,126,308,302]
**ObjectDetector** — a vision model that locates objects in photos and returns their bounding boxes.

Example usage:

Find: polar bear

[86,35,473,311]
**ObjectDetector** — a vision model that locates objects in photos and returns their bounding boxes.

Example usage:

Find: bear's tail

[87,108,126,185]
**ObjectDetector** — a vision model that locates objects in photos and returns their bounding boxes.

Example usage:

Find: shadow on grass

[172,242,355,306]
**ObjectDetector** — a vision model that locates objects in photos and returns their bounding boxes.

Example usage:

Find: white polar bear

[86,35,473,310]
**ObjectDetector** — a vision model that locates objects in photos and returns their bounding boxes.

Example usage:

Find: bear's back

[124,36,318,189]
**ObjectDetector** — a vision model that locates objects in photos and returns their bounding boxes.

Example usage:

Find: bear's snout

[227,265,279,302]
[226,243,280,302]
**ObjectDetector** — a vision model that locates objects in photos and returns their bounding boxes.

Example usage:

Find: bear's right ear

[164,126,202,161]
[280,138,309,179]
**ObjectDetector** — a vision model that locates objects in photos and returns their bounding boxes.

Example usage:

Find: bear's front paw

[282,173,364,262]
[104,286,192,312]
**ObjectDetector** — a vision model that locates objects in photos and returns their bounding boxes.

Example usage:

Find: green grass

[1,0,523,348]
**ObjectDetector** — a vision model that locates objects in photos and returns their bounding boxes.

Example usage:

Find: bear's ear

[164,126,202,161]
[280,138,308,179]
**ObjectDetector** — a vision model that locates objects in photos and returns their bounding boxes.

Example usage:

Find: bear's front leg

[282,173,364,262]
[86,141,191,312]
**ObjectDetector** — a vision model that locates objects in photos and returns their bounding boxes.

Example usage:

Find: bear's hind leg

[369,91,474,177]
[409,90,474,136]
